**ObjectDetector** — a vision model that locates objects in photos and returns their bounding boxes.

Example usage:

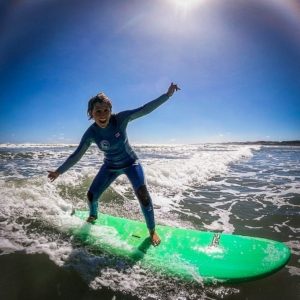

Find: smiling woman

[48,83,180,246]
[88,93,112,128]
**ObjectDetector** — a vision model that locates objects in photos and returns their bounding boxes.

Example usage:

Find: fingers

[48,175,55,182]
[172,83,180,91]
[170,82,181,91]
[47,171,58,182]
[167,83,179,97]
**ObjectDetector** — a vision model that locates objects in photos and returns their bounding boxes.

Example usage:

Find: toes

[86,216,97,223]
[152,238,161,247]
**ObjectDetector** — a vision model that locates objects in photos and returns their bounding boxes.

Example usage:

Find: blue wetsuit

[56,93,170,230]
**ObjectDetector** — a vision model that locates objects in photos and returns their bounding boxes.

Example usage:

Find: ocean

[0,143,299,300]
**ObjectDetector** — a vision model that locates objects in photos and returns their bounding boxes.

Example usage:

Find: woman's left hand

[167,82,181,97]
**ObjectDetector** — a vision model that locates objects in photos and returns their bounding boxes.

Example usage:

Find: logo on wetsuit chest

[100,140,110,150]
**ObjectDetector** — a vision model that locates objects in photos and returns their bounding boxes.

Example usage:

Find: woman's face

[92,102,112,128]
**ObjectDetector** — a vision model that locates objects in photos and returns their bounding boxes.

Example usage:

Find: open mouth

[98,119,108,127]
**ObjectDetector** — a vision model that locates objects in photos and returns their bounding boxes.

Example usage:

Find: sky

[0,0,300,144]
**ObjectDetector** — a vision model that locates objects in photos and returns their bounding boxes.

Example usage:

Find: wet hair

[87,92,112,119]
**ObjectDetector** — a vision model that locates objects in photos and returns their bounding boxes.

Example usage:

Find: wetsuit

[56,93,170,231]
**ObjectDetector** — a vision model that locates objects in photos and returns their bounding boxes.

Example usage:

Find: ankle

[149,229,156,236]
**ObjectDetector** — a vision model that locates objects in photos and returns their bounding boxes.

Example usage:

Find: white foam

[286,240,300,256]
[142,145,258,194]
[0,238,24,254]
[0,143,77,148]
[3,143,285,299]
[0,144,258,257]
[287,265,300,277]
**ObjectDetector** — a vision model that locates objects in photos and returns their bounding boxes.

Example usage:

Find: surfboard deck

[72,210,290,283]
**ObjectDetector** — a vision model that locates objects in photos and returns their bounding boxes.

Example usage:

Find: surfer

[48,83,180,246]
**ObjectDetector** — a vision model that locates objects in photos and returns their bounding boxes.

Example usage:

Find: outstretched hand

[47,170,60,182]
[167,82,181,97]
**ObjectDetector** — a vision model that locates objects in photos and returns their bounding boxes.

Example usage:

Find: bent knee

[136,185,151,207]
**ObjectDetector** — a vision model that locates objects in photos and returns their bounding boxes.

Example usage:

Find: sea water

[0,144,299,299]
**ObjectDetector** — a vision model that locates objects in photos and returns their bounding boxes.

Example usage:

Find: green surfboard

[72,211,290,283]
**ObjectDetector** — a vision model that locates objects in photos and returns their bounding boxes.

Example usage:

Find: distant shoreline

[0,140,300,147]
[224,140,300,146]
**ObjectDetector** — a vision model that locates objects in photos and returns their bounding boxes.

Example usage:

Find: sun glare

[172,0,202,10]
[168,0,203,17]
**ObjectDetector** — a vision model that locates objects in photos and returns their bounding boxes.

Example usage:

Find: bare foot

[150,230,161,246]
[86,216,97,223]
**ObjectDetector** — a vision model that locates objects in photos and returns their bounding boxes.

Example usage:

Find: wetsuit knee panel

[136,185,151,207]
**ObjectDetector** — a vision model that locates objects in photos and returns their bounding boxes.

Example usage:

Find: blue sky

[1,0,299,144]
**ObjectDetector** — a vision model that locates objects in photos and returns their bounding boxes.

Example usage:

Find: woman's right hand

[47,171,60,182]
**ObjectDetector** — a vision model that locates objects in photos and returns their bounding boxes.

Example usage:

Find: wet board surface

[72,210,291,283]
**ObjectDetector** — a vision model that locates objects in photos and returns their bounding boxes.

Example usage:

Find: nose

[98,111,106,117]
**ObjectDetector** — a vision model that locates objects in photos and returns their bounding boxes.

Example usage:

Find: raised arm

[118,83,180,125]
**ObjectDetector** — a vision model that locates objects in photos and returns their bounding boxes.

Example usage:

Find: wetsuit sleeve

[117,93,170,126]
[56,130,92,175]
